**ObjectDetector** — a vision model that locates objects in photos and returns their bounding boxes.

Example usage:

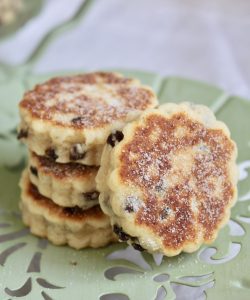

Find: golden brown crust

[30,152,98,179]
[118,111,236,251]
[19,72,156,129]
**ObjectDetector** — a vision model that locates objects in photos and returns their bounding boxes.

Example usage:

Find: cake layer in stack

[20,168,114,249]
[17,71,158,249]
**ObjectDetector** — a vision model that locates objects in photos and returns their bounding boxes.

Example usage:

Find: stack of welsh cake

[17,72,158,249]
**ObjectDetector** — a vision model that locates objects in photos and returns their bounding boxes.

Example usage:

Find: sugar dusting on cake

[20,72,156,129]
[119,112,236,250]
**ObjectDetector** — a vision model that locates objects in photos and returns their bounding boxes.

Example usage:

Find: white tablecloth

[0,0,249,97]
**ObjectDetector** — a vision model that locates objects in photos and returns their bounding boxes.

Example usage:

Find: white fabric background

[0,0,249,99]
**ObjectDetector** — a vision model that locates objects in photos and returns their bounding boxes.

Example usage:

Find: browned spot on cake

[19,72,155,129]
[118,87,155,110]
[32,152,98,179]
[27,181,104,221]
[119,113,235,250]
[137,183,197,250]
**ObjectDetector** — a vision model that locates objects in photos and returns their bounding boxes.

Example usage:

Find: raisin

[160,207,171,220]
[45,148,58,160]
[83,191,99,201]
[70,144,86,161]
[155,179,164,192]
[30,166,38,177]
[17,129,28,139]
[125,203,134,213]
[63,206,83,215]
[107,131,124,147]
[71,117,83,124]
[131,243,145,252]
[113,225,131,242]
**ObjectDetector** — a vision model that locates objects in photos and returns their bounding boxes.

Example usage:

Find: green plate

[0,0,43,40]
[0,69,250,300]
